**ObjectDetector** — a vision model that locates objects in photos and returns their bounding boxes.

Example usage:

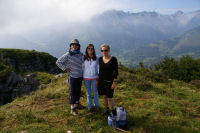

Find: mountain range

[120,25,200,66]
[0,9,200,67]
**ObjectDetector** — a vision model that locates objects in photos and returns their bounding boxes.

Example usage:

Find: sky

[0,0,199,34]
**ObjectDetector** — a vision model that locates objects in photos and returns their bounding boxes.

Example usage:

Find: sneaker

[102,107,110,115]
[75,103,85,110]
[70,109,78,116]
[111,109,116,116]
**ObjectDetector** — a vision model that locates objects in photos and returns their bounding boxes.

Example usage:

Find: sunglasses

[71,43,79,46]
[101,49,108,52]
[87,47,94,50]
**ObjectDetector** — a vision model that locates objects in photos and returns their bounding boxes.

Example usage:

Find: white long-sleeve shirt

[83,57,98,80]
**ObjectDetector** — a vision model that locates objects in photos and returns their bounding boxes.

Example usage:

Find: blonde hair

[100,44,110,51]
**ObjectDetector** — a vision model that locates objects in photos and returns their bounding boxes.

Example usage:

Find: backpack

[108,107,127,129]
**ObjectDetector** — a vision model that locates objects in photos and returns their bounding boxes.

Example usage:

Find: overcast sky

[0,0,199,34]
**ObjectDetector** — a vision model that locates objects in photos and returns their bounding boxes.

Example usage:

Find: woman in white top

[83,44,99,110]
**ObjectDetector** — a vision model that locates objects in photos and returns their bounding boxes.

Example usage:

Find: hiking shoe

[102,107,110,115]
[75,103,85,110]
[70,109,78,116]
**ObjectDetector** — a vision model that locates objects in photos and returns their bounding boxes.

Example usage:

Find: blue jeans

[84,80,100,109]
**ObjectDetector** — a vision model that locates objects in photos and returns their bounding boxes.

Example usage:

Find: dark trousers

[68,76,83,104]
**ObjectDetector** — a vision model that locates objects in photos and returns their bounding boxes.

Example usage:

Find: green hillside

[174,26,200,48]
[151,26,200,57]
[0,48,60,74]
[0,48,61,105]
[0,49,56,64]
[119,26,200,67]
[0,66,200,133]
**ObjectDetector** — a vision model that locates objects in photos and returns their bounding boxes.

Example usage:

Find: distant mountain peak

[173,10,184,16]
[99,10,160,18]
[137,11,159,17]
[97,9,127,18]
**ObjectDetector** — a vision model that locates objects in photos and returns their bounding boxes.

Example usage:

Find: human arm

[96,57,99,87]
[56,53,70,72]
[111,57,118,89]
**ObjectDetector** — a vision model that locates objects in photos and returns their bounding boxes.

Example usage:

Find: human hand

[111,82,116,89]
[96,81,98,86]
[65,68,70,72]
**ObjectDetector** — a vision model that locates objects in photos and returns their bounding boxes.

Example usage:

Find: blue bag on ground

[108,107,127,129]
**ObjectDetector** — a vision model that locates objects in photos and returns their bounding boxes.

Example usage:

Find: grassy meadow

[0,67,200,133]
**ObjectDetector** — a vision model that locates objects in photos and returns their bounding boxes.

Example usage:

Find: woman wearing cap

[83,44,100,111]
[56,39,84,116]
[98,44,118,115]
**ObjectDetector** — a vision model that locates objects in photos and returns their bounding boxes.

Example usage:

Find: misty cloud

[0,0,199,34]
[0,0,124,34]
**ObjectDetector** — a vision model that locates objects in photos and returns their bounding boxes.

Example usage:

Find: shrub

[154,56,200,82]
[145,70,168,83]
[35,72,55,84]
[136,78,153,91]
[178,56,200,82]
[154,56,179,79]
[0,63,14,82]
[118,70,137,83]
[119,63,136,73]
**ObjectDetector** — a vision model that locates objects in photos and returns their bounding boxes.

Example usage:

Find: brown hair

[84,44,97,61]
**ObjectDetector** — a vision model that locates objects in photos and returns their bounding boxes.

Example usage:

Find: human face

[70,44,79,51]
[87,47,94,55]
[101,47,109,56]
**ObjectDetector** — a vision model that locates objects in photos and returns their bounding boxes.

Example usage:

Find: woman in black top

[98,44,118,115]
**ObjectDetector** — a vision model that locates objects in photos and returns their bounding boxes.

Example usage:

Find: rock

[0,71,19,92]
[0,72,39,105]
[166,111,173,116]
[19,130,28,133]
[14,73,39,97]
[39,84,48,89]
[55,73,64,79]
[58,73,64,78]
[5,55,61,74]
[0,71,19,105]
[63,80,68,85]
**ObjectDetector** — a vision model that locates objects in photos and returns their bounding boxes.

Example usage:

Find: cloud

[0,0,123,34]
[0,0,198,34]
